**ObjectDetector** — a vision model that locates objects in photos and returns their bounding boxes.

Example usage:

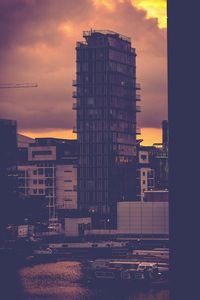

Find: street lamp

[105,218,110,229]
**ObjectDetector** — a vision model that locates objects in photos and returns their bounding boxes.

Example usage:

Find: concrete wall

[18,162,77,218]
[28,146,56,161]
[64,217,91,237]
[17,134,34,148]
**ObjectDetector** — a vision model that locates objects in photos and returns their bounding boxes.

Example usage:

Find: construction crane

[0,82,38,89]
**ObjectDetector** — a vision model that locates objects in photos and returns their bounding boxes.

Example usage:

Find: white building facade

[64,217,91,237]
[18,139,78,222]
[136,150,155,200]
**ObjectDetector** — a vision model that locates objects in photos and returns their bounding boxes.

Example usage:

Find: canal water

[19,261,169,300]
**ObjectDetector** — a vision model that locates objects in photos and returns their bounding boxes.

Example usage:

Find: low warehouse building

[117,190,169,236]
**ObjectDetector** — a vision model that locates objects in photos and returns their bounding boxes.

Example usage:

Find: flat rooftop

[83,29,131,43]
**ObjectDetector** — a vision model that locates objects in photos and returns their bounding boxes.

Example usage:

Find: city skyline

[0,0,167,145]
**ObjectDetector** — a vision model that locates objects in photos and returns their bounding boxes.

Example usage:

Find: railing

[83,30,131,43]
[136,83,141,90]
[76,41,87,47]
[136,128,141,135]
[72,91,81,98]
[136,105,141,112]
[131,48,135,54]
[136,94,141,101]
[72,103,80,110]
[73,127,79,133]
[156,153,168,158]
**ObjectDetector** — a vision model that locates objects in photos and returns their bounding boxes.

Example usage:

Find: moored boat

[84,258,169,285]
[47,241,131,258]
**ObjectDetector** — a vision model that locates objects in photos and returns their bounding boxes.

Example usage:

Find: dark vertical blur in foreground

[0,119,24,299]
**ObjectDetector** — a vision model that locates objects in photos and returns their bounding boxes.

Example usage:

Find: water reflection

[20,261,169,300]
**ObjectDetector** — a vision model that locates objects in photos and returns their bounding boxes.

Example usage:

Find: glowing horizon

[19,127,162,146]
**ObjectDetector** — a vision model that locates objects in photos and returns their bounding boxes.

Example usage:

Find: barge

[47,241,131,259]
[84,258,169,286]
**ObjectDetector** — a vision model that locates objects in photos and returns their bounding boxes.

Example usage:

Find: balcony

[156,152,168,159]
[76,41,87,48]
[72,91,81,98]
[136,94,141,101]
[83,30,131,43]
[73,127,83,133]
[72,80,77,86]
[131,48,135,54]
[72,102,80,110]
[136,128,141,135]
[73,127,78,133]
[136,83,141,90]
[136,105,141,112]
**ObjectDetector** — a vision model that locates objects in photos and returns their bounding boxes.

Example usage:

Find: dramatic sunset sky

[0,0,167,146]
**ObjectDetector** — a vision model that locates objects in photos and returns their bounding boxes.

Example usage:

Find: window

[82,62,88,71]
[33,180,37,184]
[39,189,43,194]
[148,170,154,178]
[45,168,53,177]
[33,170,37,175]
[45,189,53,196]
[143,180,146,184]
[96,49,104,59]
[141,155,147,160]
[38,168,44,175]
[64,180,72,183]
[33,189,37,194]
[32,150,52,158]
[87,97,95,105]
[18,179,25,187]
[64,170,72,173]
[45,178,53,186]
[148,179,154,187]
[96,61,104,72]
[18,170,25,177]
[39,179,43,184]
[142,172,145,176]
[64,189,73,192]
[136,170,140,177]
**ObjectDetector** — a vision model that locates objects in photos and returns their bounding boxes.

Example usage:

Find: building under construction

[73,30,141,228]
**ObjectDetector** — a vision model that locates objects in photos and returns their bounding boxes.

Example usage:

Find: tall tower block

[73,30,141,227]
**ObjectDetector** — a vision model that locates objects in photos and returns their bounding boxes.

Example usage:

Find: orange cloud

[20,127,161,147]
[91,0,167,28]
[133,0,167,28]
[92,0,116,10]
[58,21,74,36]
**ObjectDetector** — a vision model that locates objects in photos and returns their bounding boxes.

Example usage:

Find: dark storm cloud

[0,0,92,48]
[0,0,167,132]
